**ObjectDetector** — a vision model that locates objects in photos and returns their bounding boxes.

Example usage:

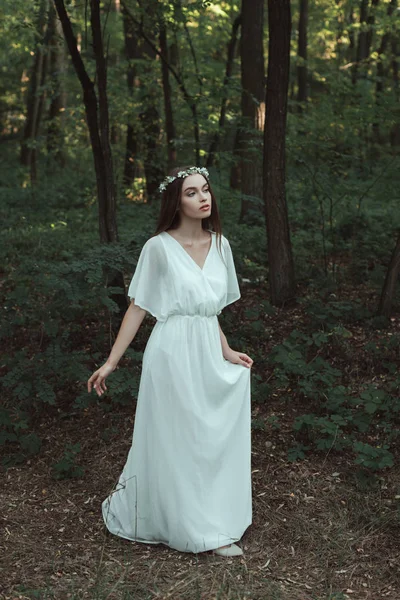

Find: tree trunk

[110,0,121,145]
[297,0,308,108]
[20,0,50,181]
[373,0,396,145]
[347,6,356,64]
[206,14,241,169]
[122,1,164,198]
[47,3,66,165]
[90,0,118,241]
[365,0,380,58]
[377,231,400,318]
[335,0,345,62]
[352,0,380,84]
[54,0,125,323]
[390,3,400,146]
[122,3,139,185]
[230,125,241,191]
[239,0,265,224]
[159,22,176,170]
[136,36,164,203]
[264,0,296,306]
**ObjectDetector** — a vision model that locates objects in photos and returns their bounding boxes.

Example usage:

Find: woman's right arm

[87,300,147,397]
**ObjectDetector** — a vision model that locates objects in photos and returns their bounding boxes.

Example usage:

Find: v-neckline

[164,230,214,272]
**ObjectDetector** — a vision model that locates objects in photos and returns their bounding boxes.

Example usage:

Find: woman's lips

[200,205,210,211]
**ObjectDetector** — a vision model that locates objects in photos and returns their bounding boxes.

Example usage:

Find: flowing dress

[101,230,252,553]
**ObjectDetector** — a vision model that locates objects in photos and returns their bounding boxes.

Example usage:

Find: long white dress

[101,230,252,553]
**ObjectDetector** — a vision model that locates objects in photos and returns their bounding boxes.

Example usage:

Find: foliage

[0,154,151,467]
[264,299,400,472]
[52,442,84,480]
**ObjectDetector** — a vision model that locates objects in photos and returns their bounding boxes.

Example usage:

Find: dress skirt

[101,231,252,553]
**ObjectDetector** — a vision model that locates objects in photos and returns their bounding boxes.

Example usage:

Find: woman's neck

[171,218,207,241]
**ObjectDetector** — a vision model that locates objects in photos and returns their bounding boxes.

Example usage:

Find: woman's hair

[153,166,223,254]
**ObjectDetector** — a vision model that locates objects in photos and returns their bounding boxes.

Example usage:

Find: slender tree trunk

[30,38,50,184]
[47,3,66,165]
[390,3,400,146]
[54,0,126,322]
[90,0,118,241]
[297,0,308,108]
[377,231,400,317]
[52,0,116,240]
[110,0,121,145]
[20,0,50,182]
[121,1,165,196]
[352,0,380,84]
[239,0,265,224]
[335,0,345,62]
[365,0,380,57]
[122,4,139,185]
[136,35,164,203]
[264,0,296,306]
[373,0,396,145]
[230,125,241,191]
[347,6,356,64]
[159,23,176,170]
[206,14,241,168]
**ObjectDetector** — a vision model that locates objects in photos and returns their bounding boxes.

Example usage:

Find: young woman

[88,166,253,557]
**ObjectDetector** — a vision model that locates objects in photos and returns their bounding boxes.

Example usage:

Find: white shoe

[212,543,243,557]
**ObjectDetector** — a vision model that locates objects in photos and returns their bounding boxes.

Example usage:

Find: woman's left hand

[223,348,253,368]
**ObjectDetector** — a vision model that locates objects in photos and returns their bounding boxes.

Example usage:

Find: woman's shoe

[212,543,243,557]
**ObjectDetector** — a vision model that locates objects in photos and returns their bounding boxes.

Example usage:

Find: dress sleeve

[127,236,168,319]
[219,236,241,312]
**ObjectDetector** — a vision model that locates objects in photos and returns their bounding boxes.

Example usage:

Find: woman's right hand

[87,362,116,397]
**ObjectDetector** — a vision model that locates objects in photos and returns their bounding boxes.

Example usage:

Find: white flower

[158,166,210,194]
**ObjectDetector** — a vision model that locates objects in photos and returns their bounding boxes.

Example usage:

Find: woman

[88,166,253,557]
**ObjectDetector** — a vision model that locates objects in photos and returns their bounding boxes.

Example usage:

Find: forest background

[1,0,400,599]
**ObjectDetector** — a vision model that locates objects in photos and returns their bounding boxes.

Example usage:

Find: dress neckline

[163,230,214,272]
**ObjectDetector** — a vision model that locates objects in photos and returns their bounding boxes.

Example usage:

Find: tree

[54,0,126,320]
[54,0,117,244]
[122,1,139,186]
[264,0,296,306]
[297,0,308,108]
[159,18,176,170]
[20,0,51,182]
[373,0,396,145]
[206,13,241,169]
[46,2,66,165]
[352,0,380,84]
[239,0,265,224]
[377,231,400,318]
[389,0,400,147]
[121,0,201,165]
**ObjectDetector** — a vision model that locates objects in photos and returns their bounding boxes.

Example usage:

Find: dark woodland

[1,0,399,597]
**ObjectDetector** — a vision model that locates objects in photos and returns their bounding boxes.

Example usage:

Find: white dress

[101,230,252,553]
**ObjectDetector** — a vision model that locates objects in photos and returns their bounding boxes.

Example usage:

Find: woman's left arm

[218,321,253,368]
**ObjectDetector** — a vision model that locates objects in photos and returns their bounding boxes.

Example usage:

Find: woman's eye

[188,188,209,197]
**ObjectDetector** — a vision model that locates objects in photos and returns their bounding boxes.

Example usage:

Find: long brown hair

[153,166,223,255]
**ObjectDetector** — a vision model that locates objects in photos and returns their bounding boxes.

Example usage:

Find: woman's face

[179,174,212,220]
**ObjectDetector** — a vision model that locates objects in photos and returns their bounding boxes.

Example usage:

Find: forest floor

[1,285,400,600]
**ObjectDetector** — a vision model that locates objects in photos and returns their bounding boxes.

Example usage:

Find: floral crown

[158,166,209,193]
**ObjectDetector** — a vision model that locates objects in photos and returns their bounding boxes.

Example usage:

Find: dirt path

[1,402,399,600]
